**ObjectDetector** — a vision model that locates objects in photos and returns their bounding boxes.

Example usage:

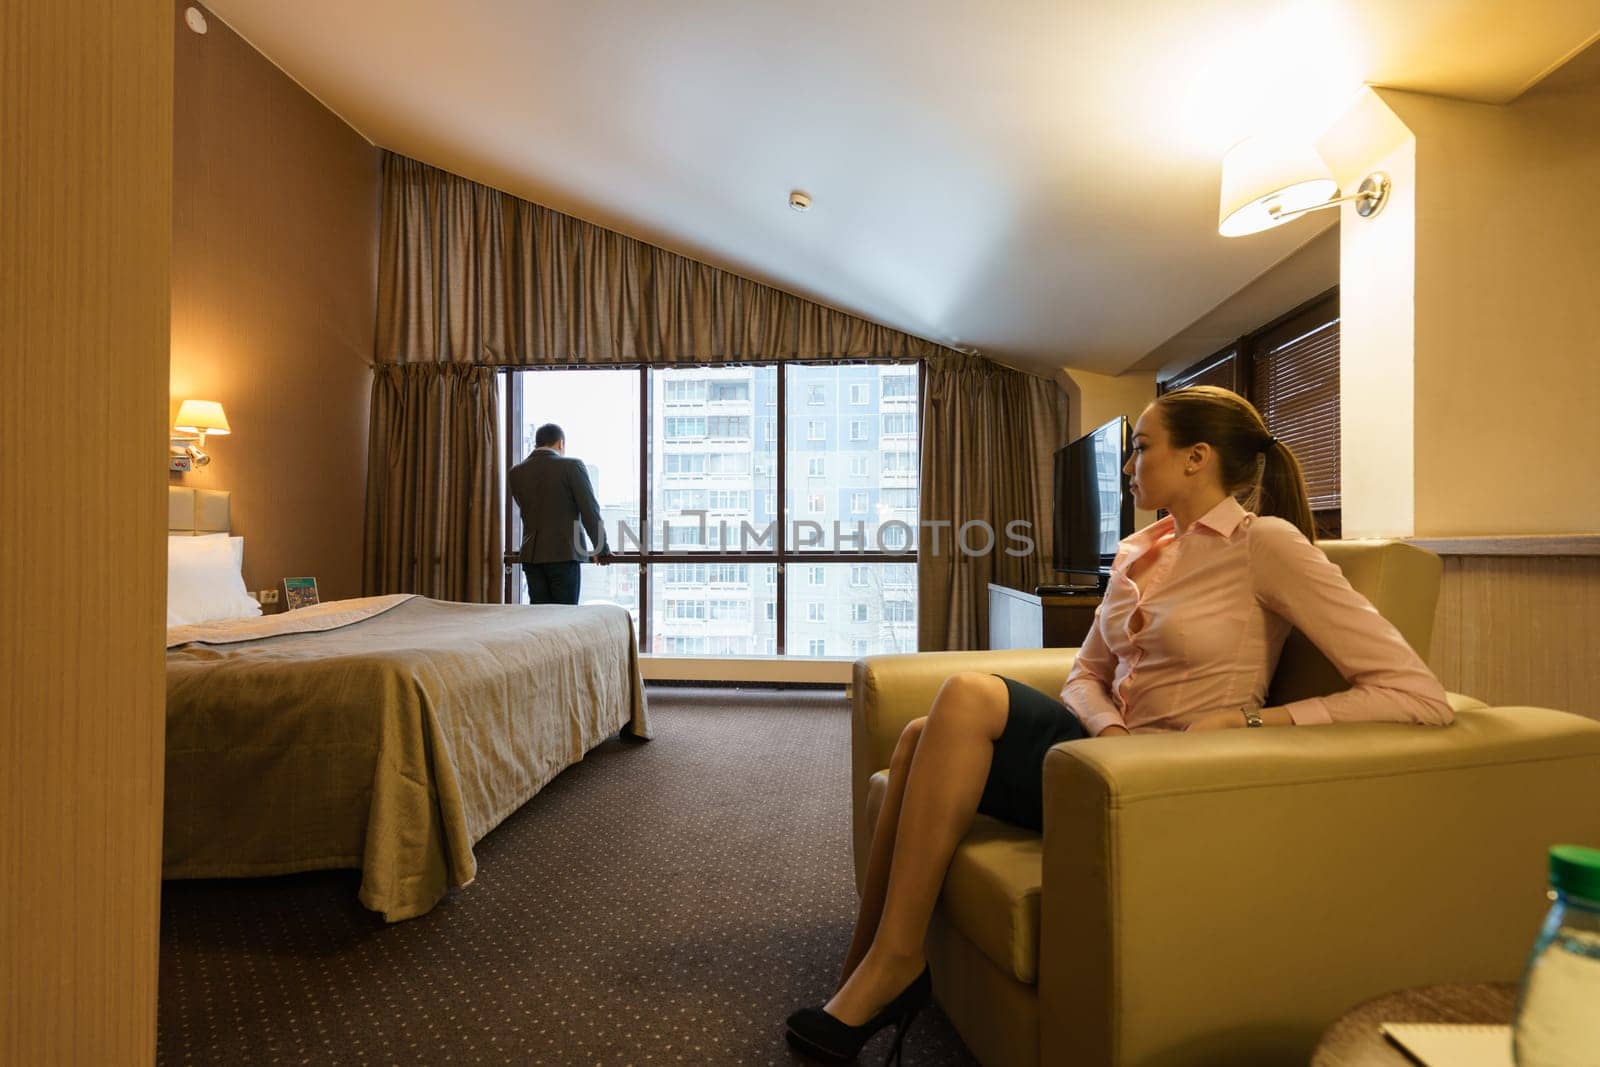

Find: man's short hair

[534,423,565,448]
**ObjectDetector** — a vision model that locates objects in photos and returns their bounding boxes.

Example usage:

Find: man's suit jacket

[508,448,609,564]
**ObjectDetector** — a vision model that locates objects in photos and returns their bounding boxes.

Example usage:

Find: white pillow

[168,534,262,627]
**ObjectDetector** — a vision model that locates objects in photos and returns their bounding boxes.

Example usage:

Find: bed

[163,487,650,921]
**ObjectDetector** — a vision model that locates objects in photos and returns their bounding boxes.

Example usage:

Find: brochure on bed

[164,596,650,921]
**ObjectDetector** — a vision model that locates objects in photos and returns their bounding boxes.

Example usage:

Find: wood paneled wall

[1,3,171,1063]
[1432,556,1600,722]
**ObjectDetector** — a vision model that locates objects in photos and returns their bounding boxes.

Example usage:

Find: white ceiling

[201,1,1600,376]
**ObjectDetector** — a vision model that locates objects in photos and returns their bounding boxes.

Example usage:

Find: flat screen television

[1051,416,1133,587]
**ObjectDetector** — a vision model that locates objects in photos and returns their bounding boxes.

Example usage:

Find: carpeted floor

[158,686,979,1065]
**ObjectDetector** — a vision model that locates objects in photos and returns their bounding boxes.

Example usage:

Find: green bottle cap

[1550,844,1600,904]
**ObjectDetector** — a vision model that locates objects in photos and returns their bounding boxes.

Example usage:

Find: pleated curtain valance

[375,152,960,366]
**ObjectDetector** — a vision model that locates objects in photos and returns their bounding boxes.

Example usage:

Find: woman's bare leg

[823,672,1009,1026]
[839,716,927,984]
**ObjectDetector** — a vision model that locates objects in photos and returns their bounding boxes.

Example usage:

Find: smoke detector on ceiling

[788,190,812,212]
[184,6,208,33]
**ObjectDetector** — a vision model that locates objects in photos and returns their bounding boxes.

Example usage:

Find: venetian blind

[1251,317,1340,511]
[1163,350,1239,394]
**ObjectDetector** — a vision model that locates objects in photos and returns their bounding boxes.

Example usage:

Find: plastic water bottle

[1513,844,1600,1066]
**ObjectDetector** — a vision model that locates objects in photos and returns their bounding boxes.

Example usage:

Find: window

[1161,290,1340,537]
[506,362,918,656]
[852,639,870,656]
[666,379,707,404]
[706,416,749,439]
[881,450,915,474]
[665,416,705,440]
[882,413,914,436]
[884,600,914,622]
[808,639,827,656]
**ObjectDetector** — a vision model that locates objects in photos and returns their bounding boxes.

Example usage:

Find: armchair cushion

[869,770,1046,985]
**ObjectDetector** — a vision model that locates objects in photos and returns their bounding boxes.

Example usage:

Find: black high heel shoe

[785,965,932,1065]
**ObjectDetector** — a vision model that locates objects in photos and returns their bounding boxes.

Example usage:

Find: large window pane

[650,562,777,655]
[650,366,777,552]
[785,365,919,554]
[785,563,917,656]
[513,368,640,548]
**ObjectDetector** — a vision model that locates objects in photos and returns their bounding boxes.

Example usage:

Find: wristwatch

[1242,707,1264,728]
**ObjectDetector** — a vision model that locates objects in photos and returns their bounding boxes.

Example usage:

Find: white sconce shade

[174,399,231,437]
[1218,136,1338,237]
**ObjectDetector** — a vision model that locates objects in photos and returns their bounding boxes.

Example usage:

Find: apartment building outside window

[502,361,921,657]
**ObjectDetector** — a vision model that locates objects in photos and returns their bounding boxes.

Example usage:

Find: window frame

[502,359,922,653]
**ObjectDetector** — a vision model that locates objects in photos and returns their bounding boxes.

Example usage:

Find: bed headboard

[168,486,231,534]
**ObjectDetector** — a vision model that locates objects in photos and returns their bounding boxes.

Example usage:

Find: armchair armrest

[850,649,1076,881]
[1037,705,1600,1066]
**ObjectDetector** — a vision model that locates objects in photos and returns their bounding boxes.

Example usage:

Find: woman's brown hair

[1151,385,1317,541]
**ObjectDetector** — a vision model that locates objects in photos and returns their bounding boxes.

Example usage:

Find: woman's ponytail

[1257,439,1316,542]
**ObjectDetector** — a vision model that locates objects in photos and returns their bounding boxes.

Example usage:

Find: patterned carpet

[158,687,979,1065]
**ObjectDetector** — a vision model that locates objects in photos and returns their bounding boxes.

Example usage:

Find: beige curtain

[918,354,1071,651]
[375,153,956,365]
[363,363,502,602]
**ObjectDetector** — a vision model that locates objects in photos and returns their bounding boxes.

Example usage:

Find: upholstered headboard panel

[168,486,231,535]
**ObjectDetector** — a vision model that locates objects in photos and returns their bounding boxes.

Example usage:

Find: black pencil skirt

[975,676,1092,832]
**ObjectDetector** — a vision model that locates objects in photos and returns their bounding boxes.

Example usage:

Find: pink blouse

[1060,496,1452,736]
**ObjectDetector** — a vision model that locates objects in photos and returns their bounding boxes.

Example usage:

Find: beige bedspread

[164,596,649,921]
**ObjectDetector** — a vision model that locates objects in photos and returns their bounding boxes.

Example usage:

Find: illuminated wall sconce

[1218,135,1390,237]
[170,399,231,471]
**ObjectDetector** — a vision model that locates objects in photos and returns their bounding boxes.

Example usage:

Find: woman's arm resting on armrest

[1250,521,1453,726]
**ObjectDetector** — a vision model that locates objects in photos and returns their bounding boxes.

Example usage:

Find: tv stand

[988,583,1103,650]
[1033,584,1103,597]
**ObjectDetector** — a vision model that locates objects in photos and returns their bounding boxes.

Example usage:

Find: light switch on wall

[260,588,280,605]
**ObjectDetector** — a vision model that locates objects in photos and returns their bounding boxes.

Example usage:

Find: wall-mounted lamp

[170,399,230,471]
[1218,136,1390,238]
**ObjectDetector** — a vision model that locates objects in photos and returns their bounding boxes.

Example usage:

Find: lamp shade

[174,399,231,436]
[1218,136,1338,237]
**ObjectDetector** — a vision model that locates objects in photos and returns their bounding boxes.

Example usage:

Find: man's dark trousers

[524,561,581,605]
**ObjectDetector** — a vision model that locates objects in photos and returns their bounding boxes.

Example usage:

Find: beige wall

[1060,366,1159,531]
[1317,90,1420,539]
[170,1,380,601]
[1322,75,1600,539]
[1386,77,1600,537]
[2,3,171,1063]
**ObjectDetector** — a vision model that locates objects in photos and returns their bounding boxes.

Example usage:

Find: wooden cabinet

[987,583,1102,650]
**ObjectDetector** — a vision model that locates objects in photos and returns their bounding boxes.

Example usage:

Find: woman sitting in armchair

[785,385,1452,1065]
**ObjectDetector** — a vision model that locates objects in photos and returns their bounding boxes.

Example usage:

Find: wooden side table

[1311,983,1519,1066]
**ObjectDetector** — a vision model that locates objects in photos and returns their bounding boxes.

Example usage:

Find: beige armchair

[851,540,1600,1066]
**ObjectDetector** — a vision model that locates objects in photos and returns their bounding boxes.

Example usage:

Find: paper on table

[1379,1023,1513,1067]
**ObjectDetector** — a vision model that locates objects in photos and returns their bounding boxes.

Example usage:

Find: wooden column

[1,2,172,1063]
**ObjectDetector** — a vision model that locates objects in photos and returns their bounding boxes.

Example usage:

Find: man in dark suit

[508,423,611,605]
